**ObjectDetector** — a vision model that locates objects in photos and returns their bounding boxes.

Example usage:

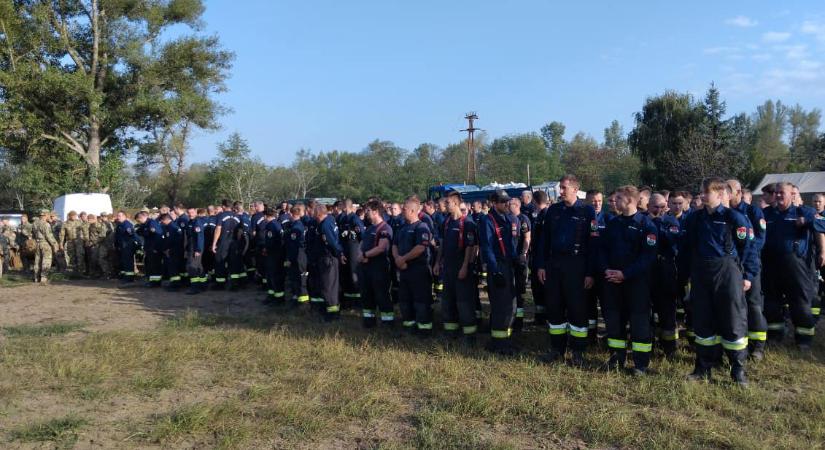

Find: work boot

[569,351,585,367]
[731,367,749,387]
[605,352,625,371]
[630,367,648,377]
[686,366,712,382]
[540,349,563,364]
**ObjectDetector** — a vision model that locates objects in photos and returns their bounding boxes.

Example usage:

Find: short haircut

[175,203,185,209]
[672,190,688,199]
[761,184,775,194]
[404,195,421,205]
[446,190,463,202]
[777,181,794,191]
[264,207,276,217]
[196,208,206,215]
[365,199,383,212]
[221,199,231,208]
[533,190,548,204]
[560,174,580,188]
[638,185,653,194]
[585,189,602,198]
[702,177,727,194]
[159,213,171,221]
[616,185,640,201]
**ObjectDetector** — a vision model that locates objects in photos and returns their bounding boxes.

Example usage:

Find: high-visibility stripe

[402,321,416,328]
[748,331,767,341]
[417,322,433,330]
[632,342,653,353]
[607,338,626,349]
[149,275,162,281]
[516,308,525,318]
[588,319,597,329]
[548,322,568,335]
[443,322,460,331]
[262,278,268,284]
[661,329,679,341]
[215,277,226,283]
[267,289,275,295]
[695,335,718,347]
[767,323,785,331]
[230,273,241,279]
[179,272,188,277]
[796,327,816,336]
[238,272,247,278]
[297,295,310,303]
[343,292,361,298]
[169,276,181,282]
[380,312,395,321]
[463,325,477,335]
[326,305,340,313]
[568,324,588,338]
[310,297,325,303]
[685,330,695,337]
[491,329,511,339]
[722,337,748,351]
[435,283,444,291]
[811,307,821,316]
[362,309,375,318]
[123,271,135,276]
[273,291,285,298]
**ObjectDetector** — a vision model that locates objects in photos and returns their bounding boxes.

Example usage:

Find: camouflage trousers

[34,241,54,282]
[64,239,86,273]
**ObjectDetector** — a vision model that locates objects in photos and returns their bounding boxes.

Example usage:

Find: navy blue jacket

[537,200,598,274]
[651,214,681,258]
[138,219,164,253]
[393,220,431,267]
[763,204,825,258]
[479,210,518,274]
[678,205,756,281]
[186,217,205,254]
[598,212,658,280]
[285,218,306,262]
[264,218,284,255]
[318,215,343,258]
[115,220,136,251]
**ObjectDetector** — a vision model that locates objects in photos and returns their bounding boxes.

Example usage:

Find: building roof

[754,172,825,194]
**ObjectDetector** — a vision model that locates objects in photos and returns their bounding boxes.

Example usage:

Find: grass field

[0,280,824,449]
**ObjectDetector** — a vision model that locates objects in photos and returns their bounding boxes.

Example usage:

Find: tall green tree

[0,0,230,188]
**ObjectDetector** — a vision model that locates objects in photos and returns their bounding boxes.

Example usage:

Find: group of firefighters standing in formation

[3,175,824,387]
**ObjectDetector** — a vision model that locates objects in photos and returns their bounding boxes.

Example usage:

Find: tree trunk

[88,118,102,189]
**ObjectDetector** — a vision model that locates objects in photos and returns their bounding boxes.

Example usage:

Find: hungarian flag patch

[669,225,679,234]
[646,234,657,246]
[591,220,598,231]
[759,218,766,230]
[736,227,747,240]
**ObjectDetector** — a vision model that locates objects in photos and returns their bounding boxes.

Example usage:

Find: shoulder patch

[646,233,657,246]
[736,226,747,240]
[590,219,598,232]
[759,218,766,230]
[669,225,679,234]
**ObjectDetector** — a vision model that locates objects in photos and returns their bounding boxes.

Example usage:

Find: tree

[481,133,548,185]
[290,149,321,199]
[787,104,822,170]
[750,100,789,179]
[210,133,269,206]
[628,91,703,187]
[0,0,231,188]
[540,121,566,179]
[603,120,628,154]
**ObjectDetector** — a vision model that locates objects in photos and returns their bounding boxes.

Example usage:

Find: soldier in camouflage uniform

[18,214,33,272]
[85,214,107,277]
[32,210,58,283]
[59,211,86,274]
[1,219,16,274]
[100,213,117,277]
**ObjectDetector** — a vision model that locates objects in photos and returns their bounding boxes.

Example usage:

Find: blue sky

[186,0,825,166]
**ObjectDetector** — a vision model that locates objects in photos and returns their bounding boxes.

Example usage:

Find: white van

[53,193,113,221]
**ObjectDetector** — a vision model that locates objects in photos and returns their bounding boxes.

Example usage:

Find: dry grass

[0,306,823,449]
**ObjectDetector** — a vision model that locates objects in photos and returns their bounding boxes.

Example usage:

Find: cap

[489,189,510,204]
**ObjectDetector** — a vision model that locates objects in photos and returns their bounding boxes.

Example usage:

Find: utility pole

[461,112,481,185]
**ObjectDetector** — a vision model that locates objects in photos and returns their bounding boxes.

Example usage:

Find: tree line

[1,3,824,210]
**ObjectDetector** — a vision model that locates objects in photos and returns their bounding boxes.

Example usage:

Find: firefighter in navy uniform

[585,189,607,342]
[286,204,309,306]
[136,211,164,287]
[529,191,550,327]
[598,186,658,374]
[160,213,184,291]
[114,211,137,284]
[388,203,405,306]
[202,205,217,282]
[536,175,598,365]
[173,204,190,285]
[762,182,825,350]
[358,199,394,328]
[647,193,682,357]
[228,204,250,291]
[339,199,365,306]
[434,190,479,343]
[314,203,345,321]
[679,177,754,386]
[508,197,531,333]
[305,203,324,310]
[728,179,769,360]
[184,208,207,294]
[263,207,286,303]
[393,196,434,335]
[251,201,267,288]
[479,190,520,355]
[210,201,236,289]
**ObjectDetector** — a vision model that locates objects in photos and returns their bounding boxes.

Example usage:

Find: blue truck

[427,182,575,204]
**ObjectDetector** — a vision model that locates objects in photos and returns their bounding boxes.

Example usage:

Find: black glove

[492,272,506,288]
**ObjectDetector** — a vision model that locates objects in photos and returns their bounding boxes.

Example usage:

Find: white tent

[53,193,113,221]
[754,172,825,199]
